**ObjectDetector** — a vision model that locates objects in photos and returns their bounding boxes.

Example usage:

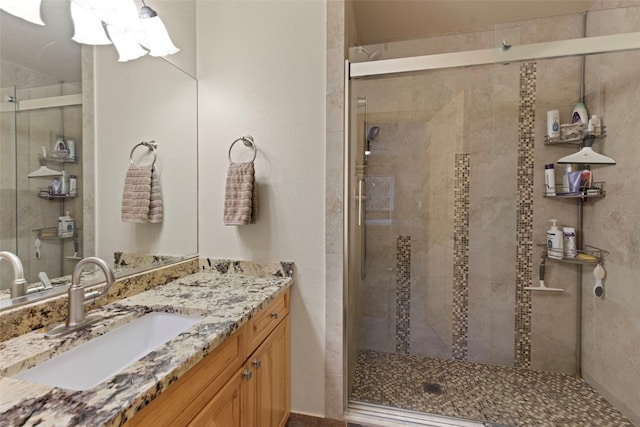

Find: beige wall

[580,3,640,423]
[94,4,198,261]
[195,0,328,418]
[94,49,198,259]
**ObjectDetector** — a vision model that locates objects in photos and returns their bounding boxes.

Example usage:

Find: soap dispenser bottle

[58,211,74,238]
[547,219,564,260]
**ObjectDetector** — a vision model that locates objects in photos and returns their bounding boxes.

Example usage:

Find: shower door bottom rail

[345,401,485,427]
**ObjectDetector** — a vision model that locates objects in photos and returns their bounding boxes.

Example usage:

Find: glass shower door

[346,60,521,416]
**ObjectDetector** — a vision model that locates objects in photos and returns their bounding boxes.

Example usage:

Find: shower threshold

[346,401,486,427]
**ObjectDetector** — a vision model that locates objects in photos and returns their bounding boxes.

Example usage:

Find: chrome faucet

[0,251,27,298]
[45,257,116,338]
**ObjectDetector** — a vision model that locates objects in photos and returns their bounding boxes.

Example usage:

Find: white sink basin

[13,312,202,391]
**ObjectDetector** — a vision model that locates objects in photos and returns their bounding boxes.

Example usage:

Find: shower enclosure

[344,7,640,426]
[0,83,83,290]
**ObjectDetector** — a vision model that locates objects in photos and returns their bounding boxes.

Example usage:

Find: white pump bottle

[547,219,564,260]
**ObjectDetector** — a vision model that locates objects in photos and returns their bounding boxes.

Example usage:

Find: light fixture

[138,2,179,57]
[70,0,111,45]
[68,0,180,62]
[557,135,616,165]
[0,0,44,25]
[28,158,63,178]
[107,23,149,62]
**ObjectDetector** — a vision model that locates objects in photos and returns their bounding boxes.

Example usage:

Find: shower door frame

[342,30,640,425]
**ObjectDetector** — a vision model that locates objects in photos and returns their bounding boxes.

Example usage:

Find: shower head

[356,46,383,61]
[367,126,380,142]
[364,126,380,157]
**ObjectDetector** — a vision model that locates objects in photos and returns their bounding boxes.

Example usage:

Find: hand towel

[224,162,255,225]
[148,167,163,223]
[121,165,152,223]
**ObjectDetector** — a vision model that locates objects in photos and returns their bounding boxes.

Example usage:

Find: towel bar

[130,141,157,166]
[228,135,257,163]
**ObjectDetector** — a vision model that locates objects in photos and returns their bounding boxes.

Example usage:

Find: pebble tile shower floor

[351,350,633,426]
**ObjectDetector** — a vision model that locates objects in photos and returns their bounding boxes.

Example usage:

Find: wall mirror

[0,1,198,311]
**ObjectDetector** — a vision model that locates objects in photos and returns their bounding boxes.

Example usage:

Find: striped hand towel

[121,165,152,223]
[224,162,256,225]
[148,167,163,223]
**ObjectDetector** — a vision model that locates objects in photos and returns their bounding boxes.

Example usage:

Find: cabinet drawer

[126,328,246,427]
[246,289,289,354]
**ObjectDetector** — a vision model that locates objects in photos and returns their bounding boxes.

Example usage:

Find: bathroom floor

[351,350,633,427]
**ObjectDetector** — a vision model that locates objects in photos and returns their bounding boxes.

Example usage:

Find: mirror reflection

[0,1,198,309]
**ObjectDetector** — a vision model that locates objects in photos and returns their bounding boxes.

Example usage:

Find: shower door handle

[357,179,367,226]
[358,179,363,226]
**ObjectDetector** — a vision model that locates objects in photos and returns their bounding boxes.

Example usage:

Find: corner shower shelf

[43,155,77,164]
[33,227,79,240]
[544,127,606,146]
[543,182,606,200]
[538,244,608,265]
[38,193,77,200]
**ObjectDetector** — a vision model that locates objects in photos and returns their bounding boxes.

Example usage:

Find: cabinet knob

[270,312,279,319]
[252,358,262,368]
[242,369,253,380]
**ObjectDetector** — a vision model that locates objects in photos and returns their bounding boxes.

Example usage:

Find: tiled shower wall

[353,12,587,371]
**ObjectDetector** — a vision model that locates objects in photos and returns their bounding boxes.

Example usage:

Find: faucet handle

[38,272,53,290]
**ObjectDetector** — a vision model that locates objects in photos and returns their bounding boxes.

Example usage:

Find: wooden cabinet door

[252,316,290,427]
[188,368,244,427]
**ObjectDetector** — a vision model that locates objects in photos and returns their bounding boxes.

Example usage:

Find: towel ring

[228,135,257,163]
[130,141,157,166]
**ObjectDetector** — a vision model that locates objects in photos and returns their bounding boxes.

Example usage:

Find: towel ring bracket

[130,141,157,167]
[228,135,257,163]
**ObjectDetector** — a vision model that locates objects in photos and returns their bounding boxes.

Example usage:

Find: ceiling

[350,0,595,46]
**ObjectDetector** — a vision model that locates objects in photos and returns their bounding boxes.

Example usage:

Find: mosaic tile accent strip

[351,350,633,427]
[396,235,411,354]
[452,153,470,361]
[515,62,536,369]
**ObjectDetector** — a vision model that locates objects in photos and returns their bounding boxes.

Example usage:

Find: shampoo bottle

[544,164,556,196]
[547,219,564,260]
[590,115,601,136]
[61,170,68,195]
[67,139,75,159]
[571,102,588,124]
[563,227,577,258]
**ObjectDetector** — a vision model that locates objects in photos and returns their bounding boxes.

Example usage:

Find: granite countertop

[0,266,294,427]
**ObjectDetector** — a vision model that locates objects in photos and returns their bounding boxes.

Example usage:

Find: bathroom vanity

[0,260,293,427]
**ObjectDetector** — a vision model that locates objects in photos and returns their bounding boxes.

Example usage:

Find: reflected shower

[365,125,380,156]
